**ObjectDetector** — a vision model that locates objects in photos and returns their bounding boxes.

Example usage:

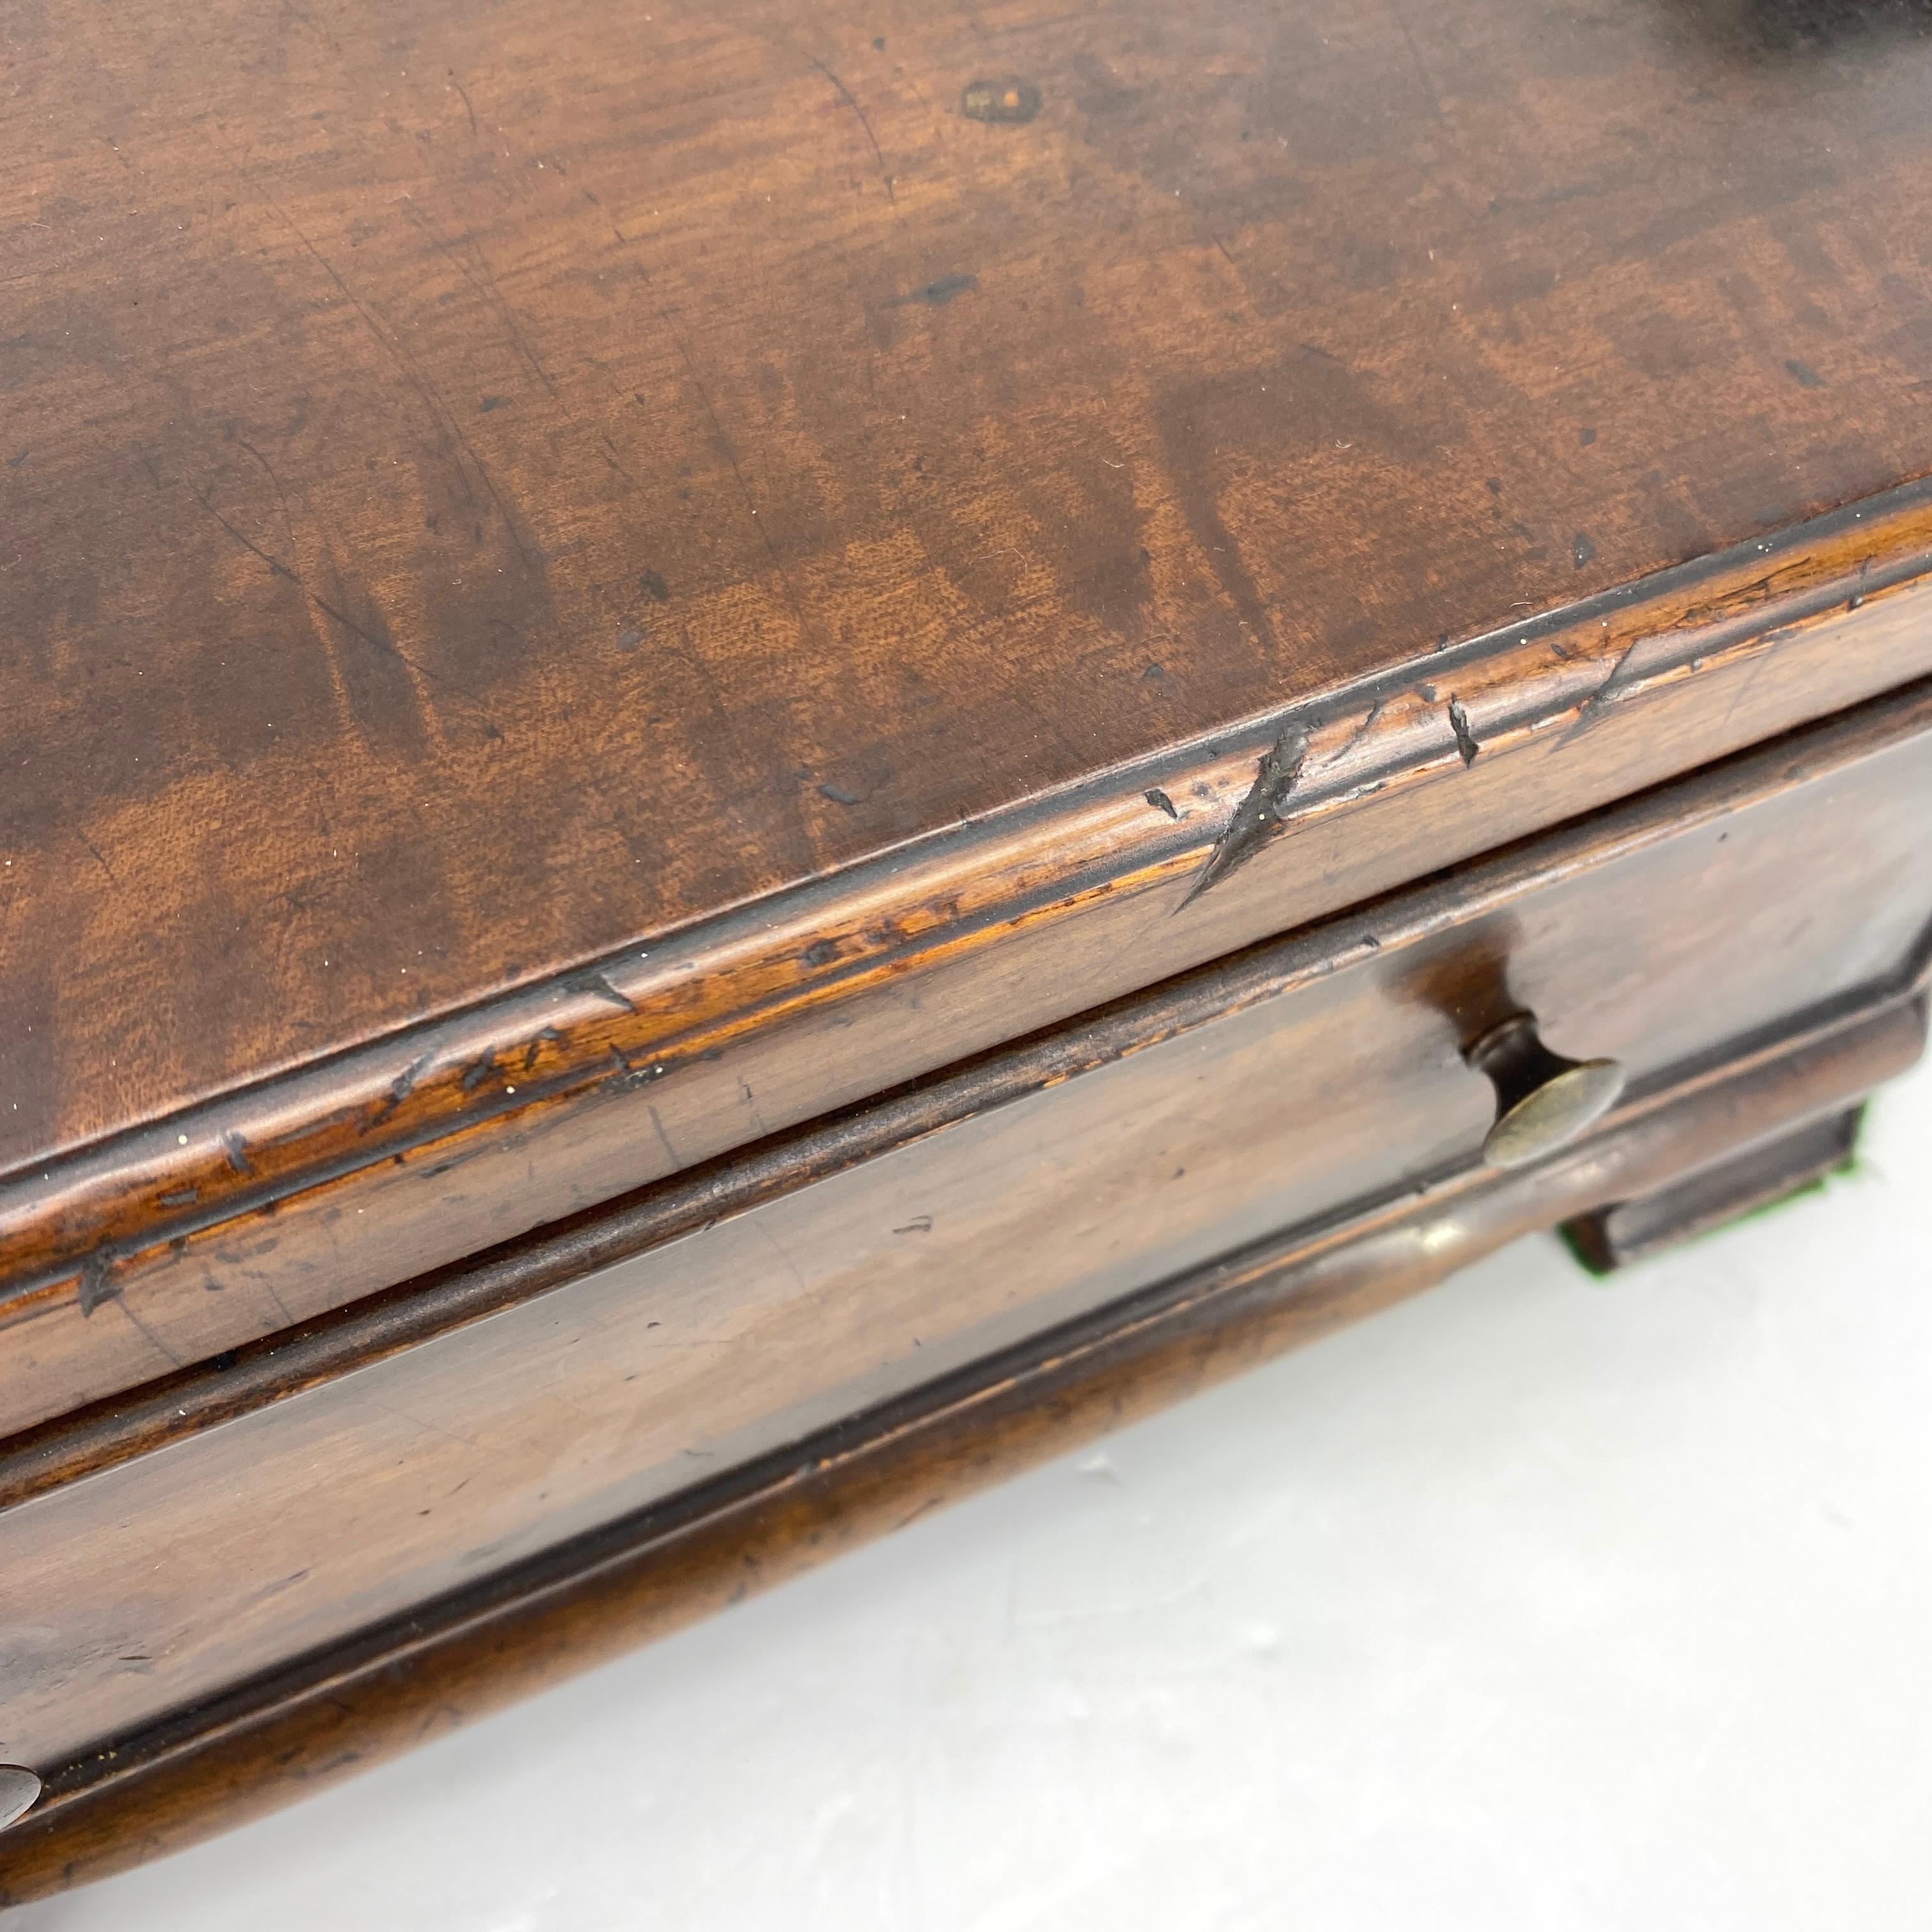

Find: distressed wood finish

[6,682,1932,1796]
[13,0,1932,1422]
[7,509,1932,1437]
[0,986,1921,1906]
[12,0,1932,1894]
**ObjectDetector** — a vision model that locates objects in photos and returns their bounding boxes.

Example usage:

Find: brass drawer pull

[0,1764,40,1832]
[1466,1012,1626,1168]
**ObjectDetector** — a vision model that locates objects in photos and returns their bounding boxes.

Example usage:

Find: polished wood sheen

[12,0,1932,1398]
[5,682,1932,1836]
[1,988,1922,1903]
[9,0,1932,1894]
[8,530,1930,1438]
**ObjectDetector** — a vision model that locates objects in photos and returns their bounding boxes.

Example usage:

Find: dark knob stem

[1464,1011,1625,1169]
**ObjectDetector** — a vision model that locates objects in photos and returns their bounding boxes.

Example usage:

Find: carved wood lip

[4,477,1932,1309]
[0,985,1920,1905]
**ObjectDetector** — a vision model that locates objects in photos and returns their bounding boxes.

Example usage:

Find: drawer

[5,685,1932,1821]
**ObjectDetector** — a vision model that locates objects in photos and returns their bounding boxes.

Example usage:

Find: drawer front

[6,687,1932,1773]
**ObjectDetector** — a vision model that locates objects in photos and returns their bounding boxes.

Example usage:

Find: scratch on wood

[458,1052,499,1094]
[521,1025,566,1073]
[249,184,546,583]
[448,72,479,137]
[604,1045,670,1094]
[1717,639,1782,732]
[400,200,560,399]
[75,827,118,882]
[896,273,977,307]
[77,1249,119,1316]
[107,1287,188,1368]
[572,968,638,1013]
[645,1112,684,1167]
[806,53,896,201]
[1562,638,1644,742]
[1321,700,1386,770]
[1178,723,1310,909]
[362,1051,436,1133]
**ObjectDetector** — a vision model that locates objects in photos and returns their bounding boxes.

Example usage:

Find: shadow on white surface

[20,1059,1932,1931]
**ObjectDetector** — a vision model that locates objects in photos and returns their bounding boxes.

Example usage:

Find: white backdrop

[19,1056,1932,1931]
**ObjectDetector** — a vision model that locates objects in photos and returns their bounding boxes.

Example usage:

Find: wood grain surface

[8,680,1932,1781]
[8,434,1932,1437]
[1,980,1920,1906]
[10,0,1932,1372]
[4,529,1928,1435]
[11,0,1932,1890]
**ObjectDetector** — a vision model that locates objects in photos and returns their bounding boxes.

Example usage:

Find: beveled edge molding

[1,983,1920,1905]
[4,477,1932,1316]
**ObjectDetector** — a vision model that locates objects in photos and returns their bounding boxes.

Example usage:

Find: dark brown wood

[6,550,1932,1436]
[14,0,1932,1424]
[1,985,1920,1908]
[5,681,1931,1802]
[12,0,1932,1894]
[10,677,1932,1505]
[1564,1103,1868,1270]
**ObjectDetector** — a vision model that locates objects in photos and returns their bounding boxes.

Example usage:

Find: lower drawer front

[6,688,1932,1773]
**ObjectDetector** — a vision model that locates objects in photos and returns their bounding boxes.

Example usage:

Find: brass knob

[0,1764,39,1832]
[1464,1011,1625,1169]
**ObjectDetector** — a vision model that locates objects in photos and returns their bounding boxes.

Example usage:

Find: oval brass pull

[0,1765,40,1832]
[1464,1011,1625,1169]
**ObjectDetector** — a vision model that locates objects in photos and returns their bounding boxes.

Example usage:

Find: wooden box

[4,0,1931,1896]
